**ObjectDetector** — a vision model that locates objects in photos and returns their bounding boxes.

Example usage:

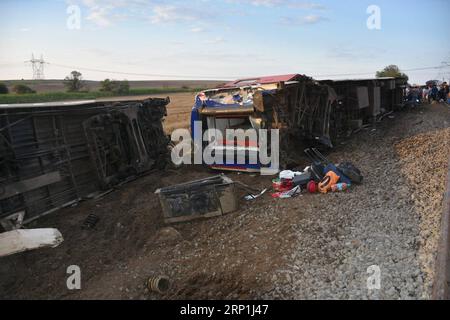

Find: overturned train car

[191,74,406,172]
[0,97,169,224]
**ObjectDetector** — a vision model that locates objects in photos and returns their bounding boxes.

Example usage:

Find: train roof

[0,95,165,110]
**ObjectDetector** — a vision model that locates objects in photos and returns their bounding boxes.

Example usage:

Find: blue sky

[0,0,449,83]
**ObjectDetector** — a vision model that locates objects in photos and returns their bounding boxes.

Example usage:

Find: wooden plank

[0,171,61,200]
[0,228,64,257]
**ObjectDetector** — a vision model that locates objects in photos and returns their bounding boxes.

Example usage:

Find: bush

[116,80,130,94]
[64,71,84,92]
[100,79,129,94]
[0,83,8,94]
[13,84,36,94]
[376,65,409,82]
[100,79,114,92]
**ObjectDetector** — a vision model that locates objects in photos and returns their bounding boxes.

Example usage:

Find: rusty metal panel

[155,175,237,224]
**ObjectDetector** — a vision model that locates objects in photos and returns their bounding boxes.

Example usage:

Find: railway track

[432,156,450,299]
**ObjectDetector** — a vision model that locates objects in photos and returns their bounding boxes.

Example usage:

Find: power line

[49,62,231,80]
[52,62,449,80]
[7,59,450,80]
[314,65,450,78]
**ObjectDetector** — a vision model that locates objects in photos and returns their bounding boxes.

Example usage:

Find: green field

[0,87,204,104]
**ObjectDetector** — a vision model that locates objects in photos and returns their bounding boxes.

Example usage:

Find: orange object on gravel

[318,171,340,193]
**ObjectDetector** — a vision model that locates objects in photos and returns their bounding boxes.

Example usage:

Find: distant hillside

[0,79,226,93]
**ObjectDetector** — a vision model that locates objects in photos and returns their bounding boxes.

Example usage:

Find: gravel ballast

[264,104,450,299]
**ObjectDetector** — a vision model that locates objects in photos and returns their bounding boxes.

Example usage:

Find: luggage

[304,148,327,181]
[324,163,352,185]
[293,172,312,186]
[337,162,363,184]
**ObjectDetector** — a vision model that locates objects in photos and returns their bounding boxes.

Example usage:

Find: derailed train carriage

[0,97,169,226]
[191,74,407,172]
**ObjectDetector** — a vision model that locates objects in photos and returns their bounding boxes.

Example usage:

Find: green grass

[0,87,203,104]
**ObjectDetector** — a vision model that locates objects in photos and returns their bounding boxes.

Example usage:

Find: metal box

[155,175,237,224]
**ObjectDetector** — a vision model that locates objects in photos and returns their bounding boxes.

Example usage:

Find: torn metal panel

[0,171,61,200]
[0,96,169,222]
[155,175,237,224]
[199,106,255,116]
[222,74,304,88]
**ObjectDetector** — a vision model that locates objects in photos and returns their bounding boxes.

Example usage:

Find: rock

[154,227,183,244]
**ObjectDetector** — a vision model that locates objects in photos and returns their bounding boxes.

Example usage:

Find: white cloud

[85,6,112,27]
[228,0,326,9]
[71,0,152,27]
[280,14,328,25]
[150,5,197,24]
[204,37,226,44]
[190,27,206,33]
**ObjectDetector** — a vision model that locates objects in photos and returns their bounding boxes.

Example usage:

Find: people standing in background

[443,82,450,104]
[438,83,448,103]
[430,85,439,102]
[422,86,429,103]
[438,85,444,102]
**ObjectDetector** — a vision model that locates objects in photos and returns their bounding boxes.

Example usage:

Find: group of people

[406,82,450,105]
[422,82,449,103]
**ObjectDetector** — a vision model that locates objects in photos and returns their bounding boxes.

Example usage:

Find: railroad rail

[432,155,450,299]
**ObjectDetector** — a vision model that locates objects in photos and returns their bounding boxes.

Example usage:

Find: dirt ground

[0,103,449,300]
[161,92,198,133]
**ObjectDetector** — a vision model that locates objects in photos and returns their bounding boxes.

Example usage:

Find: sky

[0,0,449,84]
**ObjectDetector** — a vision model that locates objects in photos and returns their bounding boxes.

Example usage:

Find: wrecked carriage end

[190,87,272,173]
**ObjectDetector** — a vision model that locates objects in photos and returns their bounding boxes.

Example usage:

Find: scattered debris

[154,227,183,244]
[279,170,302,180]
[318,171,341,194]
[337,162,363,184]
[292,172,312,187]
[331,183,349,192]
[244,188,268,201]
[0,228,63,257]
[272,178,293,192]
[147,275,171,294]
[82,214,99,230]
[307,181,318,193]
[272,185,301,199]
[0,211,25,231]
